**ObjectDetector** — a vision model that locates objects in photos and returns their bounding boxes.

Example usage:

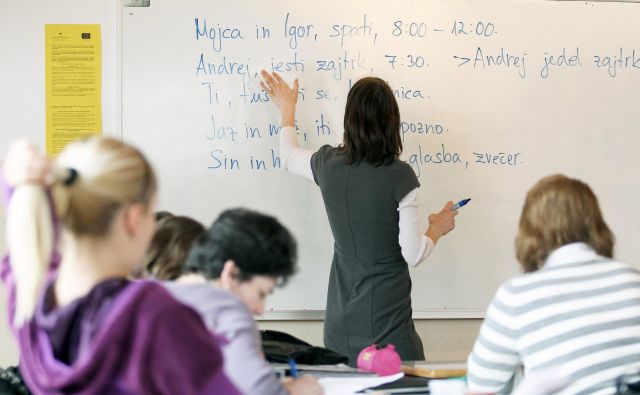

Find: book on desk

[401,361,467,379]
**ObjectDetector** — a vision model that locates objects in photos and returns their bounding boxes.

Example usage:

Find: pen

[451,198,471,211]
[288,358,298,378]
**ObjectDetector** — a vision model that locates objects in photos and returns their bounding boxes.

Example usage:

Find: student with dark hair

[261,71,458,363]
[182,208,297,292]
[165,208,323,395]
[140,215,205,280]
[1,139,239,394]
[467,175,640,394]
[154,210,174,221]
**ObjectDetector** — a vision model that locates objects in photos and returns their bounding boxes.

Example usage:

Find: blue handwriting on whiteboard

[329,14,376,46]
[593,49,640,77]
[195,18,244,52]
[195,54,252,85]
[284,13,316,49]
[316,51,367,81]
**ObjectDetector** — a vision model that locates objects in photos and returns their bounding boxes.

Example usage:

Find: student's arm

[217,302,289,395]
[1,142,59,324]
[467,285,520,394]
[146,301,241,395]
[398,190,456,267]
[0,170,15,287]
[216,298,323,395]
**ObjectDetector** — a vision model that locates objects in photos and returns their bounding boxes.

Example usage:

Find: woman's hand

[3,140,52,187]
[260,70,299,127]
[425,201,458,244]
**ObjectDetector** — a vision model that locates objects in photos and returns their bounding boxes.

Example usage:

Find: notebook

[270,363,377,378]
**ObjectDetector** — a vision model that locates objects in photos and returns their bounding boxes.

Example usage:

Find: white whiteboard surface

[121,0,640,315]
[0,0,119,156]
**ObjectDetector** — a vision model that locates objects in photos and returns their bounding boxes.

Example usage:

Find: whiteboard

[121,0,640,315]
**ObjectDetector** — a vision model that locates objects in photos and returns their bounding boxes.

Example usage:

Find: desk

[402,361,467,379]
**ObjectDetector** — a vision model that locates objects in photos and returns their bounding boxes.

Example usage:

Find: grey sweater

[164,282,286,395]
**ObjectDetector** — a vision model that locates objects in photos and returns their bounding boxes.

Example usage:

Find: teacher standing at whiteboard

[261,70,457,364]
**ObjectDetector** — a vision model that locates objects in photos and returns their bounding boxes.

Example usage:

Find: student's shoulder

[163,281,244,308]
[117,281,207,337]
[163,282,253,326]
[132,280,194,314]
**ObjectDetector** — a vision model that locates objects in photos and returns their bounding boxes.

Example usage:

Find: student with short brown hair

[468,174,640,394]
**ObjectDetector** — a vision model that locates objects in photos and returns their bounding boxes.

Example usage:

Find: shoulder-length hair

[338,77,402,166]
[141,215,205,280]
[515,174,614,272]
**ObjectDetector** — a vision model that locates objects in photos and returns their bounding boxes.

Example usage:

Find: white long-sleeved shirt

[279,126,434,267]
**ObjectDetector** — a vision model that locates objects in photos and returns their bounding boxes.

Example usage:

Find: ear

[122,203,146,237]
[219,260,239,291]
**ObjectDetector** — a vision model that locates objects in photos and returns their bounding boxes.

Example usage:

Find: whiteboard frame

[257,310,485,320]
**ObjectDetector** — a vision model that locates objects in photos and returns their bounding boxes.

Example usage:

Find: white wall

[0,0,118,367]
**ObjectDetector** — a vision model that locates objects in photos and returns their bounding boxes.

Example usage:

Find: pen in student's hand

[288,359,298,378]
[451,198,471,211]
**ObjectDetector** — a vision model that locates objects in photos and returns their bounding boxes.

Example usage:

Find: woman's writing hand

[426,201,458,244]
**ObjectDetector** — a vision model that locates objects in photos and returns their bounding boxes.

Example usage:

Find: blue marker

[288,358,299,378]
[451,198,471,211]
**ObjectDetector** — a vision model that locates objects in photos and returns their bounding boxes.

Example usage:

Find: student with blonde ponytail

[1,138,239,394]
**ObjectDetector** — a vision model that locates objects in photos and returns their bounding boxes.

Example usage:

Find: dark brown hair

[338,77,402,166]
[183,208,297,285]
[141,215,205,280]
[515,174,614,272]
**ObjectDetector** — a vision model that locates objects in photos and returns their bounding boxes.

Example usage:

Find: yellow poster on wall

[45,24,101,156]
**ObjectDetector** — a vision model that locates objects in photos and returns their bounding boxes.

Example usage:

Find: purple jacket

[1,182,241,394]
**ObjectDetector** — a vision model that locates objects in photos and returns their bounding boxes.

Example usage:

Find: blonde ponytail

[7,185,54,327]
[6,137,156,327]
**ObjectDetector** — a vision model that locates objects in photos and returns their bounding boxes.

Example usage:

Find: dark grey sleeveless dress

[310,145,425,365]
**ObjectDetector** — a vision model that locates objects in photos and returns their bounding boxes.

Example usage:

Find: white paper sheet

[319,372,404,395]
